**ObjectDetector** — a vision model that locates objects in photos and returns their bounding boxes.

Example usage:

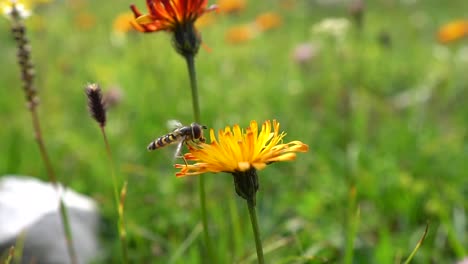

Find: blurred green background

[0,0,467,263]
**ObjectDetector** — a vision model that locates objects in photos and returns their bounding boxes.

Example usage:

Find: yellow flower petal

[135,14,154,25]
[176,120,309,177]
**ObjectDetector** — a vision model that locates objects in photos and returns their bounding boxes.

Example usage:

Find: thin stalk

[403,223,428,264]
[119,182,129,263]
[28,59,78,264]
[31,110,57,183]
[9,5,77,263]
[100,126,128,264]
[28,91,78,264]
[336,38,354,264]
[247,199,265,264]
[184,55,201,122]
[184,54,212,259]
[5,246,14,264]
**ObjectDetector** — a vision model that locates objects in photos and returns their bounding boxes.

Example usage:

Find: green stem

[9,4,77,263]
[185,54,201,122]
[247,199,265,264]
[100,126,128,264]
[58,199,76,263]
[184,54,212,259]
[27,53,78,264]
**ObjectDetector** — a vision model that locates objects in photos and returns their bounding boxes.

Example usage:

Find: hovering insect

[147,120,207,162]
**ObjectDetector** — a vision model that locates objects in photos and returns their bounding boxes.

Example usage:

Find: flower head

[1,0,31,19]
[218,0,245,14]
[312,17,350,40]
[85,83,106,127]
[130,0,217,56]
[175,120,309,177]
[225,24,258,44]
[255,12,282,32]
[437,20,468,44]
[1,0,52,19]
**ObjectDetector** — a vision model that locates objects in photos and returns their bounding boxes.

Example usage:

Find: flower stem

[184,54,201,122]
[247,199,265,264]
[10,5,77,264]
[100,126,128,264]
[184,54,212,259]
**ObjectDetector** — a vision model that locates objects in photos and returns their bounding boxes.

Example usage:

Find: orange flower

[437,20,468,44]
[130,0,217,33]
[225,24,258,44]
[255,12,282,31]
[175,120,309,177]
[218,0,245,14]
[130,0,217,55]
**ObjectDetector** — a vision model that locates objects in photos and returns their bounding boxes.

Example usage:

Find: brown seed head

[85,83,106,127]
[10,3,39,110]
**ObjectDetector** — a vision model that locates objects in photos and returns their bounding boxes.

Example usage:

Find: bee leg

[174,152,189,166]
[174,137,189,166]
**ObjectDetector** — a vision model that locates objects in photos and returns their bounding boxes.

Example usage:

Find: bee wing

[167,119,183,131]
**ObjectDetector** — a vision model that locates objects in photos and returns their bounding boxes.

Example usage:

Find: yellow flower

[1,0,52,18]
[113,12,134,34]
[437,20,468,44]
[194,11,216,29]
[1,0,30,18]
[175,120,309,177]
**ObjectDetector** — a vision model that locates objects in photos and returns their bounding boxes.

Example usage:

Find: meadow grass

[0,0,467,263]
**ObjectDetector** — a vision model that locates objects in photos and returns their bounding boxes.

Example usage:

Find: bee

[147,120,207,162]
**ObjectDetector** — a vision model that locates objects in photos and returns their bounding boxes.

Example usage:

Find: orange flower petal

[255,12,282,32]
[225,24,258,44]
[218,0,246,14]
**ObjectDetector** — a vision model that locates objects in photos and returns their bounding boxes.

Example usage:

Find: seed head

[85,83,106,127]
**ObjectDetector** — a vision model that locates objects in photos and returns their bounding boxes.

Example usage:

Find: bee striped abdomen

[147,122,207,155]
[147,133,181,150]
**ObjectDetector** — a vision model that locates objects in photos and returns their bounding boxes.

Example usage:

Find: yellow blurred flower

[175,120,309,177]
[113,12,134,34]
[195,11,216,29]
[218,0,245,14]
[225,24,258,44]
[1,0,52,19]
[255,12,282,31]
[74,11,95,30]
[1,0,29,18]
[437,20,468,44]
[280,0,296,10]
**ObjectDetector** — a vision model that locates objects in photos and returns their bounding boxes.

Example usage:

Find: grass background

[0,0,467,263]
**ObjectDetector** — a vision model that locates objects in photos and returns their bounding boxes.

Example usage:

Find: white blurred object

[1,1,31,19]
[311,17,350,39]
[0,175,100,264]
